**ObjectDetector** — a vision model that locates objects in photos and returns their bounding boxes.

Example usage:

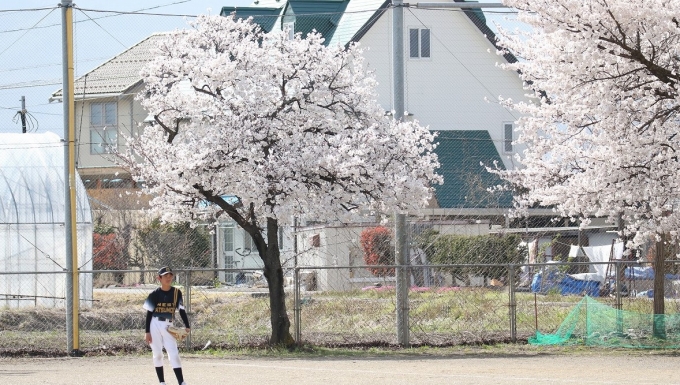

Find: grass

[2,286,680,356]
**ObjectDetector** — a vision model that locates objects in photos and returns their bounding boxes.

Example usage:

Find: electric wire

[0,7,57,60]
[75,8,128,49]
[0,1,191,34]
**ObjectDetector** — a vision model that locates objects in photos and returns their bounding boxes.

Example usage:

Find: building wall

[74,90,146,175]
[295,221,494,291]
[216,220,295,284]
[358,3,528,170]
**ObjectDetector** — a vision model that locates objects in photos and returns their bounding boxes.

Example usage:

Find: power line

[73,7,201,18]
[75,8,128,49]
[0,79,62,90]
[0,1,191,34]
[0,7,57,60]
[0,56,110,73]
[0,7,57,13]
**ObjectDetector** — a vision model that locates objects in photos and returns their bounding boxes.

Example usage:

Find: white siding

[358,3,529,170]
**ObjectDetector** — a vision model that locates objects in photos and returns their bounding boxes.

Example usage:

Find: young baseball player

[144,267,191,385]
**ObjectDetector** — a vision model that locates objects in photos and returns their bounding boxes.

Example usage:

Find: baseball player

[144,267,190,385]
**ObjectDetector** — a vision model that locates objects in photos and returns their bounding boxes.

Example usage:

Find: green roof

[220,6,282,32]
[283,0,350,42]
[432,130,513,209]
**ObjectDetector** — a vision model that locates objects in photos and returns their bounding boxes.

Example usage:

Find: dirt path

[1,352,679,385]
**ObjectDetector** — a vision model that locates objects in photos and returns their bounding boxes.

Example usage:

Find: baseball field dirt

[1,351,679,384]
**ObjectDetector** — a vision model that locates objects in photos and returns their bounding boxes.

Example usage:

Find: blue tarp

[531,270,600,297]
[623,266,680,280]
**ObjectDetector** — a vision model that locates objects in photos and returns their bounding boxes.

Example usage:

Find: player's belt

[154,316,171,322]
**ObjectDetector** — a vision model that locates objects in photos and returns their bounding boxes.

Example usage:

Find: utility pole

[391,0,511,347]
[19,96,27,133]
[392,0,409,348]
[61,0,81,357]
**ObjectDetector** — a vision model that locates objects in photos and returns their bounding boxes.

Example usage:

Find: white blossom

[494,0,680,247]
[120,15,441,230]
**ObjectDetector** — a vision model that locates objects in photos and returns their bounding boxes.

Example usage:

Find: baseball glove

[167,326,189,341]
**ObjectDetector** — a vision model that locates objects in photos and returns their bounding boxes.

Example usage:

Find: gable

[220,0,517,57]
[432,130,513,209]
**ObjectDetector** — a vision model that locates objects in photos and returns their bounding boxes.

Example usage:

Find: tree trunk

[199,191,295,346]
[653,235,666,339]
[258,218,294,346]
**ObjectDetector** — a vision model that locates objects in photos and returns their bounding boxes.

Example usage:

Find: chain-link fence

[3,2,680,356]
[2,258,680,355]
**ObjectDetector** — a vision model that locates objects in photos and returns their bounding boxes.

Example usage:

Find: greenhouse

[0,132,92,308]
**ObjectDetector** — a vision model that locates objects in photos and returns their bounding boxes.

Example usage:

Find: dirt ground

[1,351,679,385]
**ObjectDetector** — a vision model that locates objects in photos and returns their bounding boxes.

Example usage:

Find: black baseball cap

[158,266,173,276]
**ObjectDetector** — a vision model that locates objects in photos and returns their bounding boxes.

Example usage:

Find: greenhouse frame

[0,132,92,308]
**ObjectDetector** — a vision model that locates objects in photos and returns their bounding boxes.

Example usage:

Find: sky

[0,0,252,134]
[0,0,519,135]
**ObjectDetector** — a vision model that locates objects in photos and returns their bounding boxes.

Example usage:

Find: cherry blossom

[494,0,680,248]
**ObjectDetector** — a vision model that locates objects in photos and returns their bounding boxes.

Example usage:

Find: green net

[529,296,680,348]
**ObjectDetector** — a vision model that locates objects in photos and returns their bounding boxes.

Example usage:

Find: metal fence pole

[395,213,409,347]
[185,270,192,349]
[614,261,622,310]
[508,264,516,342]
[294,267,301,344]
[614,261,623,335]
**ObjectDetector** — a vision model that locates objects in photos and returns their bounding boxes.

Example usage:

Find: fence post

[508,264,516,342]
[395,213,409,347]
[614,260,622,310]
[614,260,623,335]
[294,267,301,344]
[185,270,191,349]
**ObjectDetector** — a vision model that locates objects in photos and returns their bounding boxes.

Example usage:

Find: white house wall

[295,221,495,291]
[358,3,528,170]
[216,220,295,284]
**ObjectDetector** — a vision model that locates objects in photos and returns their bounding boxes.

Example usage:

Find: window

[283,22,295,40]
[90,102,117,154]
[278,227,284,250]
[504,123,513,152]
[243,231,253,253]
[409,28,431,59]
[223,227,234,252]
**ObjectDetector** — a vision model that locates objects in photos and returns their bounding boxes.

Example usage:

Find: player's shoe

[180,382,188,385]
[159,383,166,385]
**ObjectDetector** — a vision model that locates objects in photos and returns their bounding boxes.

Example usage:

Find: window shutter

[409,29,419,58]
[420,29,430,58]
[504,123,513,152]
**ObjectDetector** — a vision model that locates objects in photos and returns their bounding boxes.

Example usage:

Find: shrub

[360,226,395,277]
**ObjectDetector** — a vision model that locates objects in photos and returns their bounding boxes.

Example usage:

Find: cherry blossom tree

[120,15,440,345]
[493,0,680,322]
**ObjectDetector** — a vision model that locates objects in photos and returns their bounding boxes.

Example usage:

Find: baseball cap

[158,266,173,276]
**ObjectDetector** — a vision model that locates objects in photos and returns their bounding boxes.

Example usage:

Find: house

[222,0,535,216]
[50,34,166,196]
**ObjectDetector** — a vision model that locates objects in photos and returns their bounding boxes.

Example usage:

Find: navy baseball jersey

[143,287,184,320]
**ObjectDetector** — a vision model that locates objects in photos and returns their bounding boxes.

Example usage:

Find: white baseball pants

[149,317,182,368]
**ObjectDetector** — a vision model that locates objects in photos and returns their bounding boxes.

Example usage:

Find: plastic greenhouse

[0,132,92,308]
